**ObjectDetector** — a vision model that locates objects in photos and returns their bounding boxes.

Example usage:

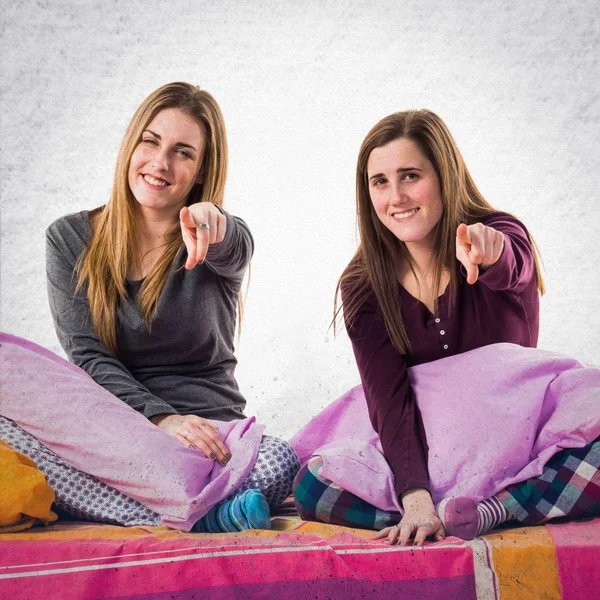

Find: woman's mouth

[143,174,170,188]
[392,208,419,221]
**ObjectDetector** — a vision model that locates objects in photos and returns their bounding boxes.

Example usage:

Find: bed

[2,334,599,598]
[1,506,598,599]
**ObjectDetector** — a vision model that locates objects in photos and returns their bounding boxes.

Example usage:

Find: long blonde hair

[336,110,545,354]
[77,82,230,354]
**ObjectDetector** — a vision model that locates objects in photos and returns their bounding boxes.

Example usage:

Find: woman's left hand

[372,488,445,546]
[180,202,227,269]
[456,222,504,284]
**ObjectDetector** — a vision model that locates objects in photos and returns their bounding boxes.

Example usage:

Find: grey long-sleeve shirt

[46,207,253,421]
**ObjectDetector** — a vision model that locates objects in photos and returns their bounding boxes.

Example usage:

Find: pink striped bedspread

[1,515,598,599]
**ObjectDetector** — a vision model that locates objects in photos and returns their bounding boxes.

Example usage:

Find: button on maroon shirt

[342,212,540,500]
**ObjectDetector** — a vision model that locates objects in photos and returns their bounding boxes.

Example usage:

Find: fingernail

[220,459,228,466]
[210,453,216,460]
[225,453,232,460]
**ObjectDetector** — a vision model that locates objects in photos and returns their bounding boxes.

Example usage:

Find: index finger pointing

[195,225,210,264]
[180,208,199,270]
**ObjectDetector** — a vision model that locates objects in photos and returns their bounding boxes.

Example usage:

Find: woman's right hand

[151,414,231,465]
[180,203,227,269]
[456,222,505,284]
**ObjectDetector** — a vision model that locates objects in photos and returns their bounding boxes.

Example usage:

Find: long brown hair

[77,82,230,354]
[335,110,545,354]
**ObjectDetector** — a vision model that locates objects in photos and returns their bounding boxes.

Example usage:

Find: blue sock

[193,489,271,533]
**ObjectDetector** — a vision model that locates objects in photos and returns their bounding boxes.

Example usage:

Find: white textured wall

[2,0,599,439]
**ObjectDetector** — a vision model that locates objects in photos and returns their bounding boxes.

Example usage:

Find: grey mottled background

[1,0,599,438]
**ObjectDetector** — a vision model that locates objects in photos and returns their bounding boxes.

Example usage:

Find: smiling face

[128,107,206,219]
[367,137,443,251]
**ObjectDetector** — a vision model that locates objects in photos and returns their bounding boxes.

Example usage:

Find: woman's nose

[393,184,409,204]
[151,149,170,172]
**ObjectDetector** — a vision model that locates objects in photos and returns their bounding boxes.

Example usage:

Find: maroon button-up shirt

[342,212,539,500]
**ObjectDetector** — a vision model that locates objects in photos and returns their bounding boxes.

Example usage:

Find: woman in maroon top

[338,110,544,545]
[294,110,599,544]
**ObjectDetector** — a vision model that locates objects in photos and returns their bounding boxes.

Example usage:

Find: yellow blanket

[0,440,57,533]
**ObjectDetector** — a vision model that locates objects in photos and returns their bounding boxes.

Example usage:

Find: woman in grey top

[1,82,299,532]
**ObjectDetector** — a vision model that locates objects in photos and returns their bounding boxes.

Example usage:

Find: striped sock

[437,495,513,540]
[476,495,510,536]
[192,489,271,533]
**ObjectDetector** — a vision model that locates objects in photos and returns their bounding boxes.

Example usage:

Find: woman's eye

[373,178,387,186]
[176,149,192,159]
[142,138,157,146]
[403,172,418,181]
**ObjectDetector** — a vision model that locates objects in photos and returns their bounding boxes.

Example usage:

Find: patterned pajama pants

[0,416,300,527]
[293,438,600,530]
[499,438,600,525]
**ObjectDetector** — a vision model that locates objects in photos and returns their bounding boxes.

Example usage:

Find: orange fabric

[488,526,561,600]
[0,440,57,533]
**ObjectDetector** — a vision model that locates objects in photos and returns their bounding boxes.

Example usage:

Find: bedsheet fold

[0,333,264,531]
[290,343,600,511]
[2,333,598,526]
